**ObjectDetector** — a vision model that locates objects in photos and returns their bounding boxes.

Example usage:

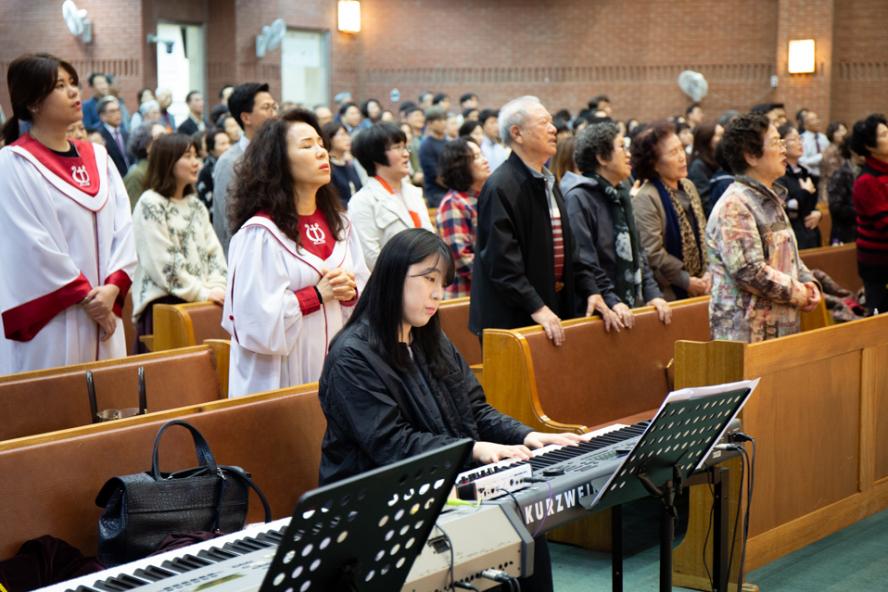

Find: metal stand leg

[611,506,623,592]
[712,467,730,592]
[659,501,674,592]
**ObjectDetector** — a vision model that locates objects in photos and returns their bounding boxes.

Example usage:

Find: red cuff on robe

[2,273,93,342]
[295,286,321,316]
[341,288,358,308]
[104,270,132,318]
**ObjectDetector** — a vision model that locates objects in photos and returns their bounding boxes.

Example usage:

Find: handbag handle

[86,370,99,423]
[223,465,274,523]
[151,420,218,481]
[138,366,148,414]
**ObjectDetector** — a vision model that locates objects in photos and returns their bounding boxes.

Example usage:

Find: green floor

[550,507,888,591]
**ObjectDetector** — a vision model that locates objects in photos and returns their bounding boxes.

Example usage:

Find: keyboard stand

[587,379,759,592]
[609,461,733,592]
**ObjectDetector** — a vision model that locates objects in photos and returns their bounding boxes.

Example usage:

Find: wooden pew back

[0,344,227,442]
[438,297,481,366]
[482,297,710,433]
[0,384,323,560]
[799,243,861,293]
[151,302,228,351]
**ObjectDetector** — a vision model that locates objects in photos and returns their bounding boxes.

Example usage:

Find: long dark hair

[228,108,344,244]
[146,133,197,198]
[691,122,719,171]
[340,229,455,376]
[3,53,79,145]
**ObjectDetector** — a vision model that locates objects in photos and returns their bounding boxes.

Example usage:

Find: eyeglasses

[258,102,279,113]
[387,143,409,153]
[765,138,787,149]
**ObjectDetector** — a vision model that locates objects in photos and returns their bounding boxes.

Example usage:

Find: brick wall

[1,0,886,129]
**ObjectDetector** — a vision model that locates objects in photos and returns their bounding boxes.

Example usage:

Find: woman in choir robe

[223,109,369,396]
[318,228,583,592]
[0,54,136,375]
[131,133,228,352]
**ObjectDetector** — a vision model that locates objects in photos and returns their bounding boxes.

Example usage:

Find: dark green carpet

[550,507,888,591]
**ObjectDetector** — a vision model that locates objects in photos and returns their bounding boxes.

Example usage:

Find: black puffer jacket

[318,319,532,485]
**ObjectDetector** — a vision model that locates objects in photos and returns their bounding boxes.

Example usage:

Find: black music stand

[259,439,472,592]
[582,379,759,592]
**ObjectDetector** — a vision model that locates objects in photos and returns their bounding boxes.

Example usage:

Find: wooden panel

[438,297,481,365]
[525,300,710,429]
[741,351,861,536]
[867,344,888,480]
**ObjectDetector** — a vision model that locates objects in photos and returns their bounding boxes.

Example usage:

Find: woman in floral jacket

[706,113,821,343]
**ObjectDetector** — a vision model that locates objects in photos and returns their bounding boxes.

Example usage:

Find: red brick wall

[0,0,143,116]
[832,0,888,125]
[1,0,886,130]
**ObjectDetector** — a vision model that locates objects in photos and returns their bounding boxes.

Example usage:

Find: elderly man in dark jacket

[469,96,622,345]
[561,121,672,325]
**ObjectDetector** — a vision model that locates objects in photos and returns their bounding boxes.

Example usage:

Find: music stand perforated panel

[259,439,472,592]
[591,382,756,510]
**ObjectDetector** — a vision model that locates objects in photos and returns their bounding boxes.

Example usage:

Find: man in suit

[212,82,278,253]
[97,96,129,177]
[81,72,111,130]
[177,91,206,136]
[469,96,623,346]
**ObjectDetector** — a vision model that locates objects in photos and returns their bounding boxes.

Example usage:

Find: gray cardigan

[560,172,662,306]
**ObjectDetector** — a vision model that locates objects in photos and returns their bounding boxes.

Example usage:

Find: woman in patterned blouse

[131,133,227,351]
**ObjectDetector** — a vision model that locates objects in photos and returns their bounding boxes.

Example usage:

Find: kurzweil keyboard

[38,505,531,592]
[39,419,697,592]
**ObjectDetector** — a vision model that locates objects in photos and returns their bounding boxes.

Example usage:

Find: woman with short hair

[131,133,227,351]
[348,122,434,269]
[562,121,672,326]
[321,120,363,206]
[775,123,821,249]
[224,109,369,395]
[631,122,710,300]
[706,113,821,342]
[435,138,490,298]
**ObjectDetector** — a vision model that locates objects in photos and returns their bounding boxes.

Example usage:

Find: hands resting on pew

[472,432,584,464]
[532,294,674,346]
[82,284,120,341]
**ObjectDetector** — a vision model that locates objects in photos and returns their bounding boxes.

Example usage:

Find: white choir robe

[0,143,137,376]
[223,215,370,397]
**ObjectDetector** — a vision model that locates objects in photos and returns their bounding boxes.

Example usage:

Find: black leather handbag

[95,420,272,566]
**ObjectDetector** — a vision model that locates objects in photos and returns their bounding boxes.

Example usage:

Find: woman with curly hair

[224,109,370,396]
[632,121,711,300]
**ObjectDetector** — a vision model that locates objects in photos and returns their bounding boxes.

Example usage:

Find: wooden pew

[482,297,712,434]
[438,297,481,366]
[149,301,228,351]
[0,343,229,442]
[799,243,861,293]
[0,383,322,560]
[674,313,888,573]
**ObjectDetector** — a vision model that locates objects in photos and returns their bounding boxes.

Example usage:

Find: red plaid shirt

[436,190,478,298]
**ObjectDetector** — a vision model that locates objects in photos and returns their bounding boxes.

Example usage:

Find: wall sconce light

[338,0,361,33]
[788,39,816,74]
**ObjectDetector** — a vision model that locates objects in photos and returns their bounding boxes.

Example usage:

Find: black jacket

[560,172,662,309]
[318,320,532,485]
[776,163,821,249]
[98,125,129,177]
[469,152,600,334]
